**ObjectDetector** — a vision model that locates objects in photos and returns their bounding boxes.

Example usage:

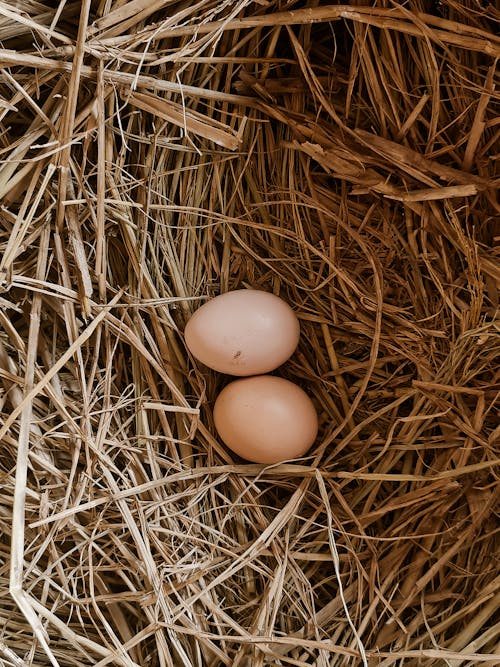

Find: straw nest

[0,1,499,666]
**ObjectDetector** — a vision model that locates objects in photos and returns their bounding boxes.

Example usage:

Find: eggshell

[185,289,300,376]
[213,375,318,464]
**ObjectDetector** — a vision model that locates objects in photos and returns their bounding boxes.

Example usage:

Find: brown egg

[213,375,318,464]
[185,289,300,376]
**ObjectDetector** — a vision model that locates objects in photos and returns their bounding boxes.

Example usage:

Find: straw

[0,1,498,665]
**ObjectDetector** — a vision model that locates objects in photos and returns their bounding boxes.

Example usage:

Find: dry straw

[0,0,499,665]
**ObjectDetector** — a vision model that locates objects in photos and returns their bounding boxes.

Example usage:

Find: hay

[0,0,499,665]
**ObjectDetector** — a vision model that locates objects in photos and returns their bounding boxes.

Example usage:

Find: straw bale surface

[0,1,499,666]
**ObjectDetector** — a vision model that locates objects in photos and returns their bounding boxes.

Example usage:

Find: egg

[185,289,300,376]
[213,375,318,464]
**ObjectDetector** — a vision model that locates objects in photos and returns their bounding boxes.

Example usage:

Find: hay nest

[0,1,499,666]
